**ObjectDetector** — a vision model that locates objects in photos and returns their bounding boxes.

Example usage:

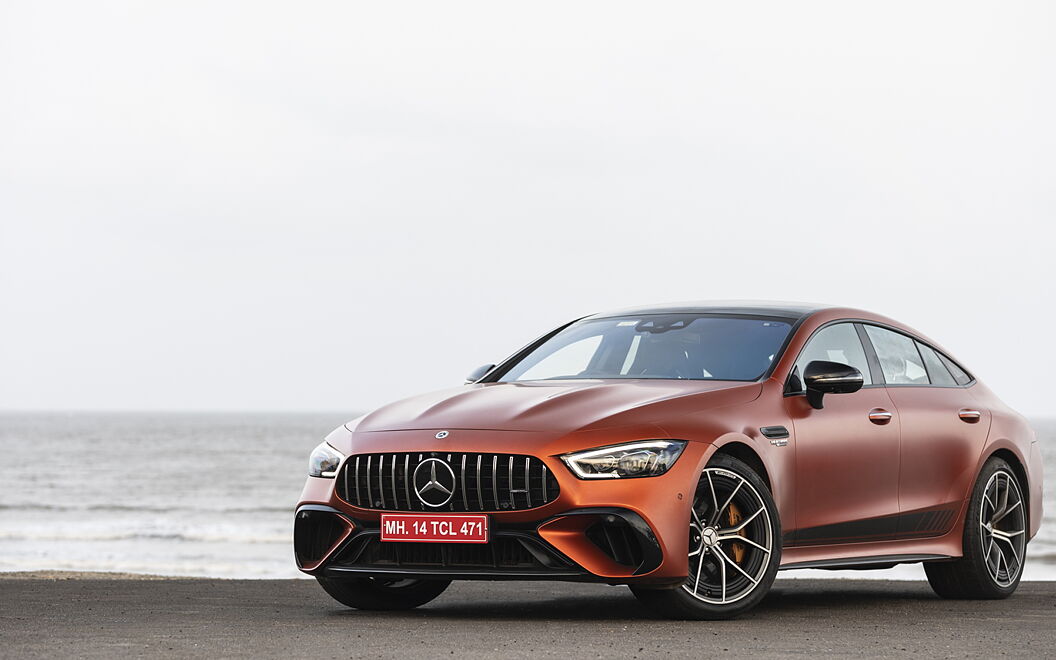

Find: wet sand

[1,575,1053,658]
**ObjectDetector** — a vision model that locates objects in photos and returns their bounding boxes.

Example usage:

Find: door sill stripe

[780,554,952,570]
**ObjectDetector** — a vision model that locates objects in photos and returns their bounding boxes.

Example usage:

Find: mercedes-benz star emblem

[435,431,449,439]
[413,458,456,507]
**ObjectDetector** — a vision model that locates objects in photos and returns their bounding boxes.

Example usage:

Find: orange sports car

[295,302,1042,619]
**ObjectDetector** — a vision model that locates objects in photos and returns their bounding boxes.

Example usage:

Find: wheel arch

[984,447,1030,512]
[710,440,772,494]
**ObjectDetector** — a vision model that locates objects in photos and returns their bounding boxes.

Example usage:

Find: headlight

[308,442,344,478]
[561,440,687,479]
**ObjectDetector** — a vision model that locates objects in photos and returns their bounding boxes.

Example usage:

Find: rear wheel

[316,576,451,610]
[924,457,1027,599]
[631,453,781,619]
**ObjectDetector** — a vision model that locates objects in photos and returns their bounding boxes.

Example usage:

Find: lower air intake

[294,509,350,568]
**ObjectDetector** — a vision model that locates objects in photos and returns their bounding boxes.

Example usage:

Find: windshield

[497,314,794,382]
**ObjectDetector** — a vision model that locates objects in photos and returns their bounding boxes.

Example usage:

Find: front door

[784,322,902,546]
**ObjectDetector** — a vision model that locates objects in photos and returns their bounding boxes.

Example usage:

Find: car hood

[352,380,762,434]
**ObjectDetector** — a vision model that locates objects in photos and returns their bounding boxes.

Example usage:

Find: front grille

[335,452,560,512]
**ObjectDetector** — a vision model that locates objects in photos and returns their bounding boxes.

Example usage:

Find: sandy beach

[2,575,1053,658]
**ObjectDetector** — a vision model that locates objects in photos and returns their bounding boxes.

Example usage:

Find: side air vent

[294,509,351,568]
[586,520,645,568]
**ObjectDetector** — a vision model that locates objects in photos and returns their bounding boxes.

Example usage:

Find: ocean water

[0,412,1052,580]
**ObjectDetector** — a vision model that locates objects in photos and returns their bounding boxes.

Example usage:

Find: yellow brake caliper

[727,502,746,564]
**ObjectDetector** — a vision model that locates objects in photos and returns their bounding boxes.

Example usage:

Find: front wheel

[631,453,781,619]
[924,458,1027,599]
[316,576,451,610]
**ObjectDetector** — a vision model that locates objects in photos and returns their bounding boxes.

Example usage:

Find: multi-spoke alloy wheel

[631,453,781,619]
[979,470,1026,587]
[684,466,774,605]
[925,457,1028,599]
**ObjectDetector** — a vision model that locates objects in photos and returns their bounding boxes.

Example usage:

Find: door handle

[868,409,893,425]
[958,409,982,423]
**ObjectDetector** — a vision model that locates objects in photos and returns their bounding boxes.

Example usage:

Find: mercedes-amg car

[295,302,1042,619]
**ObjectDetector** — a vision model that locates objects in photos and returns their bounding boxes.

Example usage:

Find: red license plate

[380,514,489,543]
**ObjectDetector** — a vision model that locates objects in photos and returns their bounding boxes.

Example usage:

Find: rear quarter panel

[970,381,1043,539]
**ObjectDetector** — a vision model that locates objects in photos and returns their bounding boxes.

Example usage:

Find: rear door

[784,322,902,546]
[861,325,990,538]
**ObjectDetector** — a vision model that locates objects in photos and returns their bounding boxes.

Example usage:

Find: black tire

[631,453,781,620]
[316,576,451,610]
[924,457,1027,599]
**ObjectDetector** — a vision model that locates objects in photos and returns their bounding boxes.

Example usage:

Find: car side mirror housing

[803,360,864,410]
[465,363,496,384]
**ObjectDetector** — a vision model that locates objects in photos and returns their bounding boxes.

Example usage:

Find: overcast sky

[1,1,1054,415]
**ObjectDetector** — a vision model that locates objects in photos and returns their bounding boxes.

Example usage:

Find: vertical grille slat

[507,456,514,509]
[403,455,411,512]
[524,457,532,509]
[476,455,484,511]
[337,451,559,512]
[365,455,373,508]
[447,454,454,512]
[377,454,386,510]
[417,454,424,512]
[390,454,398,509]
[344,459,352,507]
[354,456,362,506]
[491,455,499,510]
[461,455,469,510]
[541,463,548,502]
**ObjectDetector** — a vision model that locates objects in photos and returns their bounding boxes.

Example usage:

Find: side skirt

[779,527,965,569]
[780,553,953,571]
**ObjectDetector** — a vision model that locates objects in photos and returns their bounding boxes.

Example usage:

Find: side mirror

[803,360,864,410]
[465,363,496,384]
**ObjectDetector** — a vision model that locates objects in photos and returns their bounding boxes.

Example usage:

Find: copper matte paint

[297,305,1042,583]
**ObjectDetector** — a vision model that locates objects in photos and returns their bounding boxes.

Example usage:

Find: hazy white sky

[1,1,1054,415]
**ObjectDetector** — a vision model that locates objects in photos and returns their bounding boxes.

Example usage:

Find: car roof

[588,300,832,321]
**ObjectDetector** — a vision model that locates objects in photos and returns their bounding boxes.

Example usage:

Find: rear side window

[863,326,928,385]
[915,343,958,386]
[938,352,973,386]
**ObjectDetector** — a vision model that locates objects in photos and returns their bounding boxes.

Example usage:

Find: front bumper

[296,505,665,583]
[295,438,712,584]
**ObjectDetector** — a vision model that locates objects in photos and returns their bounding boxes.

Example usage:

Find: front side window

[497,314,793,382]
[789,323,872,393]
[864,325,928,385]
